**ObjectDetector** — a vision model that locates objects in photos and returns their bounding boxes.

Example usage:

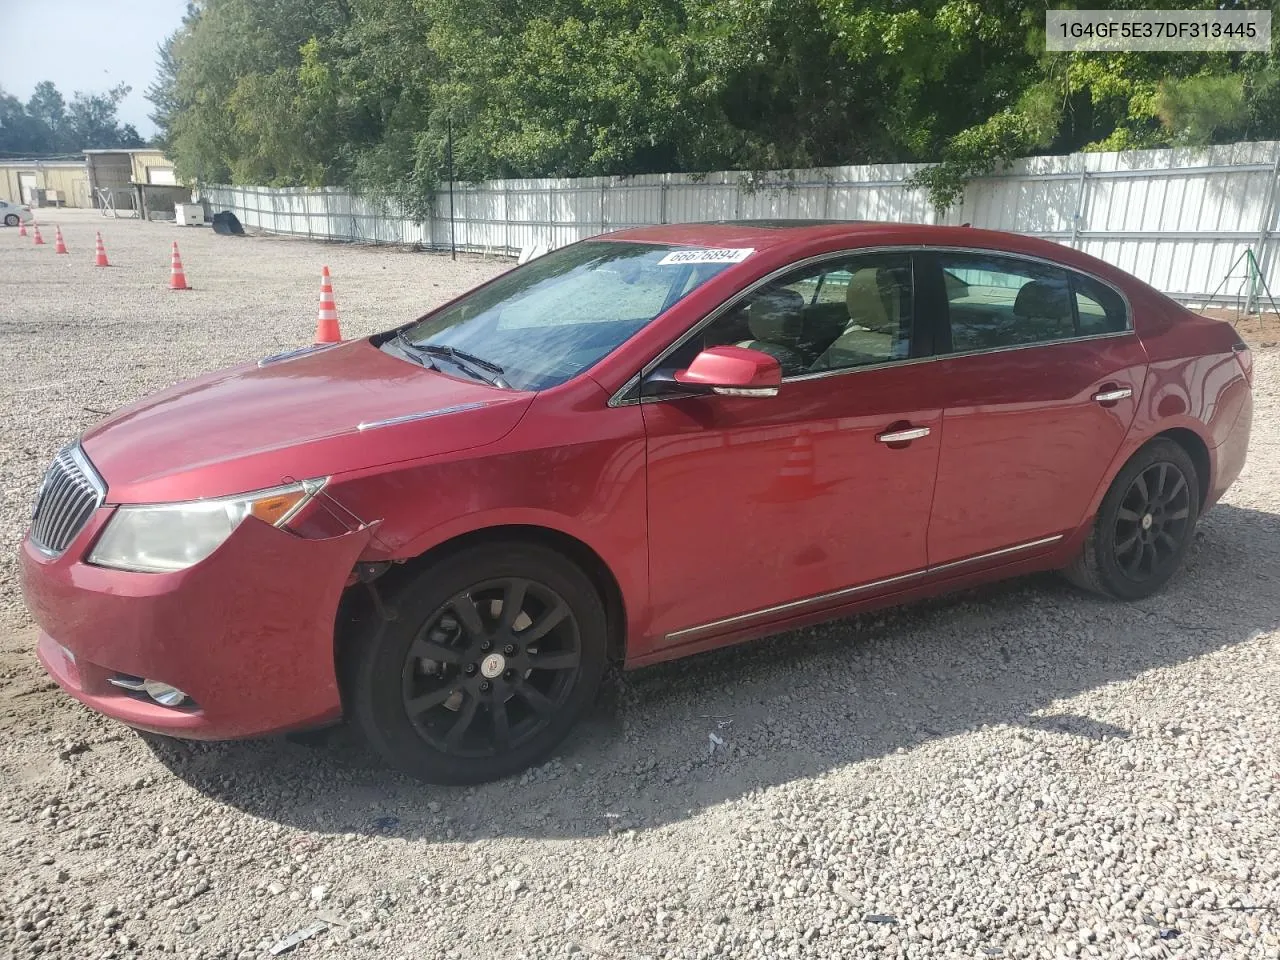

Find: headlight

[88,479,325,573]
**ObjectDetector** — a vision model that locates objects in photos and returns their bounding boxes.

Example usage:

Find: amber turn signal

[249,490,310,526]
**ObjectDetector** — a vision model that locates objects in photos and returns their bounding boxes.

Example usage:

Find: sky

[0,0,187,139]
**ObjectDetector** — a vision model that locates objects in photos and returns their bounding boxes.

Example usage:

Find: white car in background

[0,199,34,227]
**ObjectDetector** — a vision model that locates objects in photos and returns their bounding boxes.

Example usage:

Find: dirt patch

[1192,306,1280,346]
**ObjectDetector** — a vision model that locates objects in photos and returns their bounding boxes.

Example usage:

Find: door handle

[1092,387,1133,403]
[876,426,930,443]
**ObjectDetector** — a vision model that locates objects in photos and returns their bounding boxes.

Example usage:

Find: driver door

[640,252,946,649]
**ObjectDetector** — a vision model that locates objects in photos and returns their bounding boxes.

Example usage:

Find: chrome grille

[29,444,106,556]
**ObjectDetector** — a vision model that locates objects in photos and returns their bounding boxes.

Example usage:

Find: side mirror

[677,345,782,397]
[643,345,782,398]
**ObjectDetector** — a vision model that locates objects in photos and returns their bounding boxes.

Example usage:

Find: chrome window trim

[608,243,1134,407]
[798,327,1136,376]
[663,534,1064,642]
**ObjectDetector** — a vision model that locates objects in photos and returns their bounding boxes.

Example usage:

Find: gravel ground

[1,210,1278,960]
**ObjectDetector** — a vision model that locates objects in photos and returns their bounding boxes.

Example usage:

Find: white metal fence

[205,140,1280,309]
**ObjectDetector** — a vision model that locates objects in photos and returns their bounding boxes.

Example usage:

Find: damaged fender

[23,514,378,740]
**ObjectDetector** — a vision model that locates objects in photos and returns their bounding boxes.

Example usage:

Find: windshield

[393,241,740,390]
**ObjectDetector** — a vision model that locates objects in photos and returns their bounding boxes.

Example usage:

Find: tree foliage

[0,82,144,155]
[150,0,1280,212]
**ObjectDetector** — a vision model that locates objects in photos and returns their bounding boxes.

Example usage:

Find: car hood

[81,339,533,503]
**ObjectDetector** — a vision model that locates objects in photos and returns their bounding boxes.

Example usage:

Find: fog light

[108,674,190,707]
[142,680,190,707]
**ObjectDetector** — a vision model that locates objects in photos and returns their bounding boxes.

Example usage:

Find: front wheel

[349,542,607,784]
[1064,438,1200,600]
[3,215,18,227]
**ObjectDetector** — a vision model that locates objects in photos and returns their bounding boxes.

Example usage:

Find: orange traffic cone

[94,232,110,267]
[169,241,189,290]
[17,219,27,238]
[313,266,341,343]
[54,226,67,254]
[32,223,44,246]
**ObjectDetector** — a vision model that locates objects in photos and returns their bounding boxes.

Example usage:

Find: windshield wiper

[393,331,437,370]
[416,343,511,389]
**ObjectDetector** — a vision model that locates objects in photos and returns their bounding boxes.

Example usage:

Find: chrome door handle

[876,426,930,443]
[1092,387,1133,403]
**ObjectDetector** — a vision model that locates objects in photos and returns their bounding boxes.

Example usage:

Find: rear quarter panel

[1088,285,1250,516]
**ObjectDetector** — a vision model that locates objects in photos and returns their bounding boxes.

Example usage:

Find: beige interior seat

[845,267,896,333]
[736,288,810,375]
[810,267,903,369]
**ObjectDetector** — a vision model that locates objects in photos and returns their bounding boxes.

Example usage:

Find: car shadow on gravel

[145,502,1280,840]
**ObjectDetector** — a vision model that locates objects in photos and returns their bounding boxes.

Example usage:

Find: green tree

[896,0,1280,208]
[0,89,46,154]
[65,85,144,149]
[0,81,143,154]
[25,81,68,149]
[149,0,1280,213]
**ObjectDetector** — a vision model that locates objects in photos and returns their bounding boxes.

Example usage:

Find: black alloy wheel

[401,577,582,758]
[349,542,607,783]
[1111,461,1192,583]
[1063,438,1201,600]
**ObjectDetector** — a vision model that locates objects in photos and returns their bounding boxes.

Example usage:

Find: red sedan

[21,221,1253,783]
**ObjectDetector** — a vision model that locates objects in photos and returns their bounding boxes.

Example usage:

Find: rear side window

[1074,275,1128,335]
[937,253,1127,352]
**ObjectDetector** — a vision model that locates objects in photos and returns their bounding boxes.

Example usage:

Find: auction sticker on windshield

[657,248,754,265]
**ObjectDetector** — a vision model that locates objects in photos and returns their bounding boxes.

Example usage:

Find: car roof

[600,219,1056,251]
[599,220,1130,284]
[601,220,876,250]
[599,217,1029,245]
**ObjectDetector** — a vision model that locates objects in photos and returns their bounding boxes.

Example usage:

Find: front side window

[394,242,739,391]
[939,253,1128,352]
[667,253,915,377]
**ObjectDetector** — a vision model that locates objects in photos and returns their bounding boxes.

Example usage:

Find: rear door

[921,250,1148,565]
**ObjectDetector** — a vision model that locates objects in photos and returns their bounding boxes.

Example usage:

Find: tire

[1063,438,1200,600]
[349,542,608,784]
[3,215,18,227]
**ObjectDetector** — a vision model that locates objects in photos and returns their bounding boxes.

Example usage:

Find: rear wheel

[3,215,18,227]
[1064,438,1200,600]
[349,542,607,784]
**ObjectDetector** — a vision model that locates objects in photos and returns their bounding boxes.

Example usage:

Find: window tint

[1074,275,1128,335]
[938,253,1129,352]
[668,254,914,376]
[939,253,1077,351]
[811,270,854,305]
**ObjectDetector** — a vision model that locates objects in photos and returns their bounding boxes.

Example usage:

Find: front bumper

[21,510,374,740]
